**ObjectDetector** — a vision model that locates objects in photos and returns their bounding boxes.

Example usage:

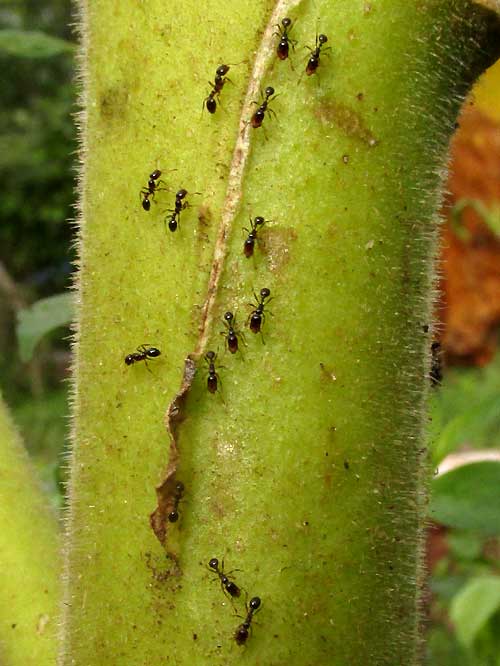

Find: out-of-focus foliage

[427,525,500,666]
[11,386,69,507]
[452,198,500,239]
[429,356,500,464]
[430,462,500,535]
[0,28,73,57]
[450,576,500,648]
[0,0,75,295]
[427,354,500,665]
[17,292,73,361]
[0,0,74,502]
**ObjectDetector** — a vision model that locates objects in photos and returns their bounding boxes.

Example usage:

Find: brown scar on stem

[149,0,305,547]
[314,100,379,147]
[149,357,195,545]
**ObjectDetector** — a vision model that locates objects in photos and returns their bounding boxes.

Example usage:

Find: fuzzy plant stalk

[63,1,500,664]
[0,392,60,666]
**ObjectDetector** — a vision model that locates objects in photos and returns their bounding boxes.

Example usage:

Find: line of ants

[139,19,331,234]
[202,19,331,117]
[130,15,331,650]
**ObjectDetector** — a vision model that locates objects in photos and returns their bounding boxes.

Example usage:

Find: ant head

[318,34,328,44]
[124,354,134,365]
[249,596,261,611]
[224,311,234,323]
[150,169,162,180]
[205,350,217,362]
[264,86,275,97]
[260,288,271,299]
[254,216,265,227]
[176,188,188,200]
[168,510,179,523]
[282,17,292,27]
[208,557,219,570]
[175,481,184,493]
[216,64,230,76]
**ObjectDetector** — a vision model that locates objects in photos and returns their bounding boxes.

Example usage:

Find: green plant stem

[0,392,60,666]
[63,1,500,664]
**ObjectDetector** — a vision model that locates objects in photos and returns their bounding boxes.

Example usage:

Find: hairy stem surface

[63,1,500,664]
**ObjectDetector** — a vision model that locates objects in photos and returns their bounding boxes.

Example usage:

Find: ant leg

[155,180,169,192]
[267,107,278,122]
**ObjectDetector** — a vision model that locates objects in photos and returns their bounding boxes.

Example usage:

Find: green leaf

[447,530,484,561]
[16,293,73,362]
[429,358,500,464]
[429,462,500,535]
[450,576,500,648]
[0,30,74,58]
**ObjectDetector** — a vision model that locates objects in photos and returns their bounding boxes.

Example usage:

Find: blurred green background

[0,2,499,663]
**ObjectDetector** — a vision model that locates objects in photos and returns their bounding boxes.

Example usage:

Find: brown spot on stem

[261,226,297,272]
[99,86,129,121]
[197,204,212,229]
[314,100,378,147]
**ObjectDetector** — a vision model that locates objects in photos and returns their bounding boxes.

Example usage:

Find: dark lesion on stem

[149,357,196,545]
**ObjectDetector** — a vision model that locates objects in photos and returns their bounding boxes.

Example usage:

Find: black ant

[204,351,221,393]
[274,17,296,60]
[430,341,443,387]
[124,345,161,368]
[203,64,231,114]
[220,311,245,354]
[243,215,266,258]
[167,481,185,523]
[208,557,241,598]
[140,169,167,211]
[164,189,190,232]
[247,288,272,337]
[305,33,330,76]
[250,86,278,129]
[234,597,261,646]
